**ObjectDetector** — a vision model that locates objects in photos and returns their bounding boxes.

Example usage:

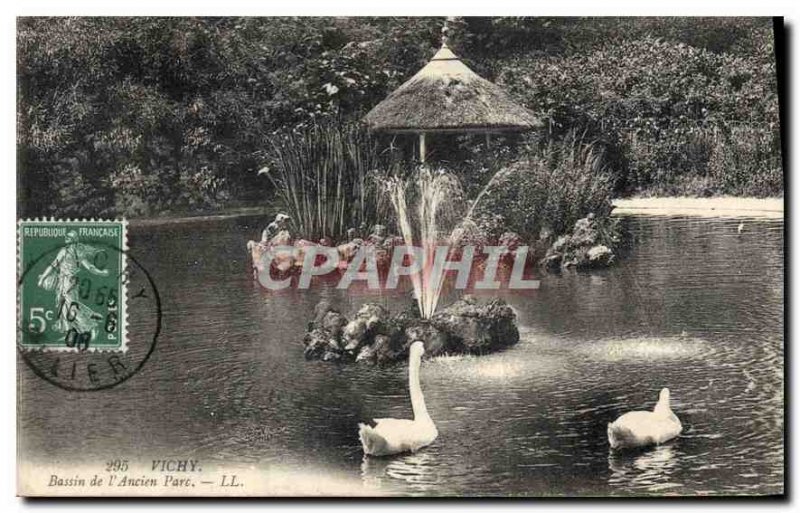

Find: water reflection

[608,444,682,494]
[581,336,712,362]
[361,451,440,495]
[18,215,784,496]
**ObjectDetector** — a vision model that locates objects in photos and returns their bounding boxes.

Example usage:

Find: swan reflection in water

[608,443,684,493]
[361,451,439,494]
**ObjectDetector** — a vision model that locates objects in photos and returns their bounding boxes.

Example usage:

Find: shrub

[47,165,110,218]
[471,132,615,242]
[708,126,783,197]
[498,34,781,196]
[178,167,231,209]
[107,164,169,217]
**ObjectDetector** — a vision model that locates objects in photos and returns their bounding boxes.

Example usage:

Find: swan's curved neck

[654,394,671,416]
[409,346,431,423]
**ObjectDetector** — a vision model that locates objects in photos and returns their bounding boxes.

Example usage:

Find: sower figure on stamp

[37,230,109,339]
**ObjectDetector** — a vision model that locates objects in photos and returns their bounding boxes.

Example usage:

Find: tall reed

[261,123,397,241]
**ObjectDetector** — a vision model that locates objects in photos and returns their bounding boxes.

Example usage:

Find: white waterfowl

[358,341,438,456]
[607,388,682,450]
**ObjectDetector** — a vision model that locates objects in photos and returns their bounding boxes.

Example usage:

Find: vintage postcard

[16,16,784,497]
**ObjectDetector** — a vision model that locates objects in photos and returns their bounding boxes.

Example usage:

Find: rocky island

[303,295,520,364]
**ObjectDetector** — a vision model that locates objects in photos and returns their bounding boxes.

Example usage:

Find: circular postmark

[18,241,161,391]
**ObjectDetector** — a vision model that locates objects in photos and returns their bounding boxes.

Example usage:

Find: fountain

[303,20,544,363]
[386,167,465,319]
[303,166,522,365]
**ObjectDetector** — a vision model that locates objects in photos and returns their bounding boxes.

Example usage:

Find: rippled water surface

[20,215,784,496]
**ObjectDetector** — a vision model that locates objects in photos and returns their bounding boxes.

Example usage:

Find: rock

[293,239,319,268]
[321,349,341,362]
[269,230,292,246]
[355,343,377,364]
[431,296,519,354]
[356,303,389,330]
[270,246,294,272]
[540,253,562,272]
[570,213,599,248]
[404,322,449,356]
[304,303,349,358]
[303,328,333,360]
[312,300,334,325]
[337,241,360,263]
[581,245,615,269]
[381,235,404,250]
[247,229,296,274]
[342,320,368,351]
[372,334,406,365]
[303,297,519,364]
[248,241,267,273]
[550,234,571,254]
[342,303,389,352]
[371,224,387,237]
[294,238,316,248]
[374,248,392,268]
[562,253,580,268]
[321,310,347,339]
[540,214,616,272]
[377,311,414,342]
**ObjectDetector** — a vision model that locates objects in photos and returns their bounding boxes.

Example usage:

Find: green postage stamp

[18,220,128,352]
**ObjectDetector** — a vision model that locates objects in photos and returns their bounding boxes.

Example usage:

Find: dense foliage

[18,17,782,219]
[18,17,441,218]
[471,132,616,243]
[498,30,781,196]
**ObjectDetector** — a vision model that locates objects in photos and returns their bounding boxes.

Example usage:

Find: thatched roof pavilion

[363,35,541,162]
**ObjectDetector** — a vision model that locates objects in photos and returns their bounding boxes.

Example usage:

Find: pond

[18,213,784,496]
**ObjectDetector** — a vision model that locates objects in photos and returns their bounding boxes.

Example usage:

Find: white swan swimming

[607,388,682,450]
[358,341,438,456]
